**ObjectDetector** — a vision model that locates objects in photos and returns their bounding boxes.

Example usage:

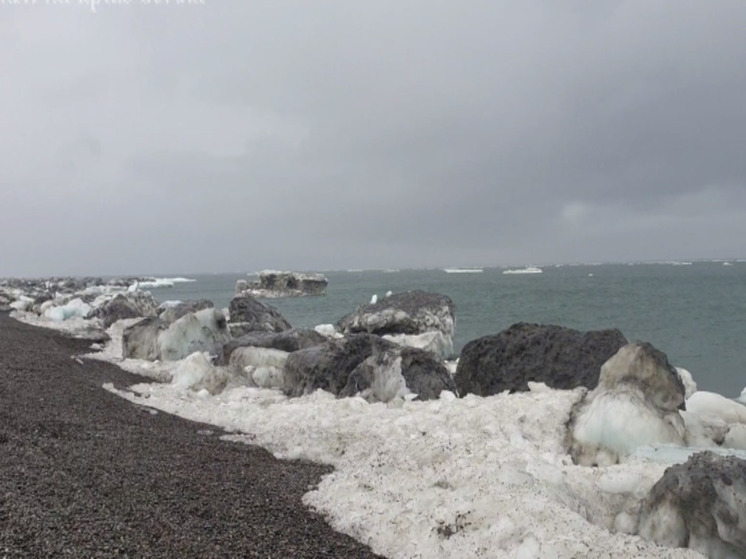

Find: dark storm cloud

[1,1,745,276]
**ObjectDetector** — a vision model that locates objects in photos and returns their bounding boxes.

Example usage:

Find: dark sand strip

[0,312,383,558]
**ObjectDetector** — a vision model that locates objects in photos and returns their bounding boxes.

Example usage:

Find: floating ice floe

[137,277,197,289]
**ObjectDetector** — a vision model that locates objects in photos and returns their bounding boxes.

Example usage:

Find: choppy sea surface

[148,262,745,397]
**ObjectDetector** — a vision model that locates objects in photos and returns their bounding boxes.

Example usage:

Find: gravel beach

[0,312,384,558]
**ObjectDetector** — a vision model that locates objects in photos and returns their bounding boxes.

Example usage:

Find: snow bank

[104,378,699,558]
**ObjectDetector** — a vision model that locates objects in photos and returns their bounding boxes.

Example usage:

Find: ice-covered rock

[340,346,457,402]
[220,328,325,365]
[637,451,746,557]
[570,342,686,466]
[236,271,328,298]
[234,279,248,294]
[228,346,289,390]
[455,323,628,396]
[122,309,231,362]
[88,291,160,328]
[683,391,746,450]
[158,299,214,325]
[171,351,228,395]
[284,333,397,397]
[284,333,455,401]
[122,317,168,360]
[172,351,214,390]
[382,330,454,359]
[159,308,231,362]
[337,290,455,348]
[227,295,292,337]
[10,295,36,312]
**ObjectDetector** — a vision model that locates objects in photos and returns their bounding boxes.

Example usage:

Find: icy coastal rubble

[4,280,746,557]
[235,270,328,298]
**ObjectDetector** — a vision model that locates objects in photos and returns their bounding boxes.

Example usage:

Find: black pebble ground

[0,312,385,558]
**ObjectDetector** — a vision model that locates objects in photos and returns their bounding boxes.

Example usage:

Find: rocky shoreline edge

[0,310,384,558]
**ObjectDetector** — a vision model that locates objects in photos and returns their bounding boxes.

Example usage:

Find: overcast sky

[1,1,745,276]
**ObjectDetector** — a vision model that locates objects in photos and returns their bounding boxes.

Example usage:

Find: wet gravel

[0,312,384,558]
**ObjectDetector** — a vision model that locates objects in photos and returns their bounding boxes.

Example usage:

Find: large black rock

[637,451,746,556]
[454,322,627,396]
[227,295,291,335]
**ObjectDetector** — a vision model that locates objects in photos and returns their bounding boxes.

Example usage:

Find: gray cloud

[1,1,745,276]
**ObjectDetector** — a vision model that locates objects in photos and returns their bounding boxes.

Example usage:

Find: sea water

[146,261,745,397]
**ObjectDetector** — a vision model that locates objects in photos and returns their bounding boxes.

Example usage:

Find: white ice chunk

[675,367,697,399]
[43,298,92,322]
[172,351,213,390]
[572,392,685,466]
[687,391,746,424]
[158,308,230,362]
[382,330,454,358]
[314,323,343,339]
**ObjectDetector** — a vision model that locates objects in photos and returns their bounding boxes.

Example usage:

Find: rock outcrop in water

[454,323,627,396]
[636,451,746,557]
[235,271,328,298]
[569,342,686,466]
[227,295,292,337]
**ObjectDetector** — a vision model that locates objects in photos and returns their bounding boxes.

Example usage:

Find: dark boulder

[159,299,214,324]
[283,334,395,397]
[340,346,457,402]
[637,451,746,557]
[454,323,627,396]
[228,295,291,334]
[122,316,168,360]
[89,292,160,329]
[221,328,326,365]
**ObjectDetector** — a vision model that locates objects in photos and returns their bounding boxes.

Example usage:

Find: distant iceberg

[138,277,197,289]
[502,266,543,275]
[443,268,483,274]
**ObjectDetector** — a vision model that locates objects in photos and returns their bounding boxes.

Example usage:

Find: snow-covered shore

[4,277,746,557]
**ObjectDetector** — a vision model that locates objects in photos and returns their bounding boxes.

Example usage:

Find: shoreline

[0,311,383,558]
